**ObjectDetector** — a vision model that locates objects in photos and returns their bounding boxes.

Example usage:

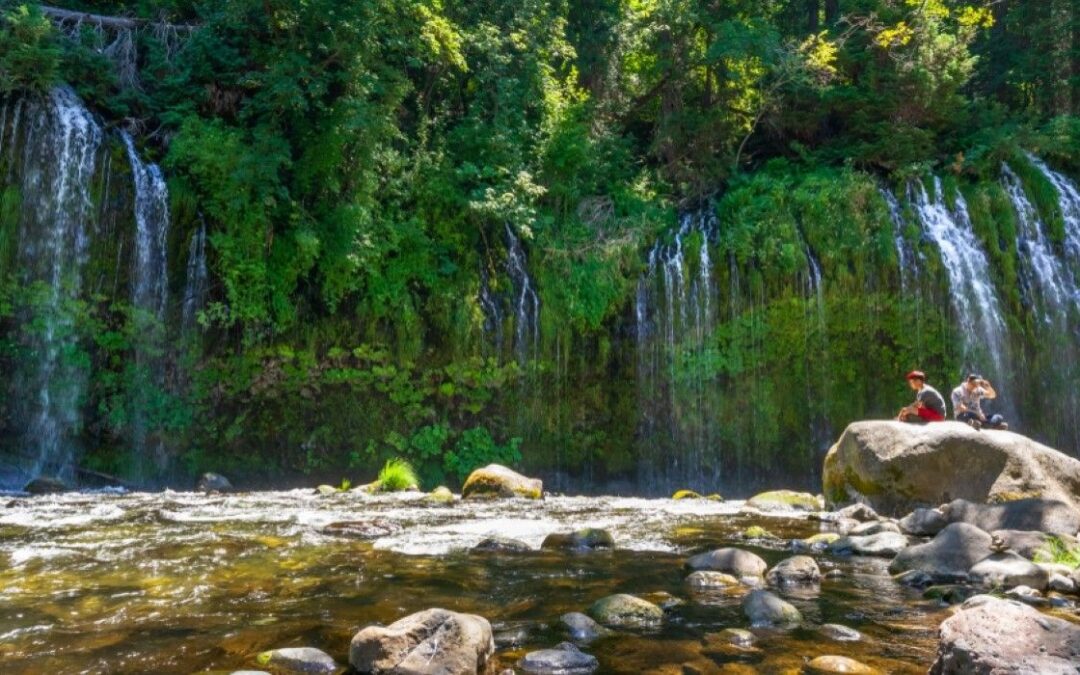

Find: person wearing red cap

[897,370,946,423]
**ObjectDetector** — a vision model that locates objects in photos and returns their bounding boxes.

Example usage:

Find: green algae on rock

[462,464,543,500]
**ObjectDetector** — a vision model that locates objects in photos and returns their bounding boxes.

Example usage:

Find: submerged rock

[930,595,1080,674]
[685,547,767,579]
[741,589,801,626]
[541,528,614,551]
[461,464,542,500]
[255,647,337,674]
[746,489,823,512]
[968,551,1050,590]
[741,525,778,540]
[796,532,841,552]
[321,519,400,539]
[922,584,978,605]
[686,571,741,589]
[196,472,233,493]
[519,642,598,675]
[822,420,1080,516]
[848,520,900,536]
[701,628,763,662]
[471,536,533,553]
[828,531,909,557]
[23,476,68,495]
[559,612,611,642]
[804,655,880,674]
[820,623,862,641]
[349,608,494,675]
[765,555,821,586]
[888,523,992,581]
[588,594,663,629]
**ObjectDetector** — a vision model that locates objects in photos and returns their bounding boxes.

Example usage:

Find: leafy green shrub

[377,458,419,492]
[443,427,522,482]
[0,4,60,94]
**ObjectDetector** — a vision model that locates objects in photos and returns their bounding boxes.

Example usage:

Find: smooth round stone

[256,647,337,674]
[766,555,821,585]
[686,571,740,588]
[820,623,862,641]
[541,528,615,551]
[560,612,611,641]
[471,536,532,553]
[588,594,663,628]
[427,486,455,503]
[804,655,880,674]
[741,589,801,626]
[969,552,1050,591]
[685,547,767,577]
[519,642,599,675]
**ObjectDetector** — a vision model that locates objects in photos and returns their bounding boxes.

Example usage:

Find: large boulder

[968,552,1050,591]
[822,421,1080,517]
[888,523,993,581]
[349,608,494,675]
[684,547,768,579]
[461,464,542,500]
[899,507,948,536]
[196,472,233,493]
[941,498,1080,536]
[930,595,1080,674]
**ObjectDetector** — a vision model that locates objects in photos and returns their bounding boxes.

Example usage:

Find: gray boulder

[471,537,533,553]
[930,595,1080,674]
[196,472,233,493]
[942,498,1080,536]
[765,556,821,586]
[588,594,663,629]
[741,589,801,626]
[684,547,767,578]
[888,523,992,581]
[462,464,542,500]
[828,531,909,557]
[559,612,611,642]
[519,642,598,675]
[255,647,337,674]
[848,520,901,536]
[349,608,494,675]
[823,421,1080,516]
[834,503,879,522]
[685,571,740,589]
[989,530,1070,560]
[969,552,1050,591]
[899,507,948,536]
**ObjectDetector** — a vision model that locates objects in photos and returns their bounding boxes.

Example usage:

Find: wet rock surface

[196,472,233,493]
[765,555,821,585]
[461,464,543,500]
[541,528,615,551]
[23,477,68,495]
[889,522,993,580]
[349,608,494,675]
[518,642,598,675]
[588,594,663,629]
[741,589,802,626]
[256,647,337,674]
[684,547,768,578]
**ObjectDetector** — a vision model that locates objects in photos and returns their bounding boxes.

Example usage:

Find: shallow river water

[0,490,953,674]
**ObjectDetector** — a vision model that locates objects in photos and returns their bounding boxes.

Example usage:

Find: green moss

[672,489,702,500]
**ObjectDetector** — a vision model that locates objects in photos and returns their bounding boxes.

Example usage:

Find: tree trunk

[825,0,840,26]
[806,0,820,33]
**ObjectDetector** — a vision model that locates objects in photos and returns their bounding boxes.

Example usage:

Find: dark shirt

[917,384,947,417]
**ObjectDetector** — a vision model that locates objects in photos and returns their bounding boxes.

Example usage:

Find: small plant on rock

[377,458,419,492]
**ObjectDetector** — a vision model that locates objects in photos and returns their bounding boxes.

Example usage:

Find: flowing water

[0,490,949,674]
[3,88,103,482]
[505,223,541,364]
[182,221,209,335]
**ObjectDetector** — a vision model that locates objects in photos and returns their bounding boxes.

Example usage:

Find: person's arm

[951,390,966,413]
[980,381,997,399]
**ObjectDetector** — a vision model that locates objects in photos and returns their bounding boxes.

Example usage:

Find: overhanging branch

[38,4,197,31]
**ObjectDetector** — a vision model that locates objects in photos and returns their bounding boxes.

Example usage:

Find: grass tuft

[377,458,419,492]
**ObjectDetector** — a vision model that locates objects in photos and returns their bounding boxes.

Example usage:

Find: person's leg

[987,414,1008,430]
[957,411,982,429]
[917,407,945,423]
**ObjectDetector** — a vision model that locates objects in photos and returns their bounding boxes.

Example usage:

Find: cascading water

[182,221,209,334]
[881,187,921,291]
[504,223,540,364]
[1001,163,1079,319]
[635,207,719,492]
[121,131,172,474]
[912,179,1011,375]
[4,88,103,482]
[1027,153,1080,273]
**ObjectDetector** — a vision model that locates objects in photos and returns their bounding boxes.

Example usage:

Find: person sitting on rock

[951,373,1008,430]
[897,370,946,423]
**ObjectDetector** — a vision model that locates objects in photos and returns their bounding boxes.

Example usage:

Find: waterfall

[1026,153,1080,274]
[504,223,540,363]
[635,207,719,492]
[912,178,1011,376]
[1001,163,1078,320]
[7,88,104,481]
[881,187,921,291]
[182,221,208,333]
[477,264,504,354]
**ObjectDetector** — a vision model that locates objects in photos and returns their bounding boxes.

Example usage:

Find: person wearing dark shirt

[897,370,946,423]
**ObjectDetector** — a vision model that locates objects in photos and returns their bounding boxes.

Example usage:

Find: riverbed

[0,490,950,673]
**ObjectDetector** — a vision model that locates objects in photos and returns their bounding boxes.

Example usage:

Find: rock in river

[686,571,741,589]
[471,536,533,553]
[461,464,542,500]
[741,589,801,626]
[968,551,1050,591]
[560,612,611,641]
[898,507,948,536]
[820,623,862,641]
[23,476,68,495]
[930,595,1080,674]
[685,547,768,579]
[349,608,494,675]
[256,647,337,674]
[888,523,993,581]
[196,472,233,493]
[822,420,1080,516]
[588,594,664,629]
[541,528,614,551]
[519,642,598,675]
[940,498,1080,536]
[804,655,880,674]
[746,489,823,512]
[765,555,821,585]
[828,531,909,557]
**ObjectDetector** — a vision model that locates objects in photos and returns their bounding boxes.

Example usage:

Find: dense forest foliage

[0,0,1079,492]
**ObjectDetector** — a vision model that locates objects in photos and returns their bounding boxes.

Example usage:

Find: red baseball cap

[905,370,926,381]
